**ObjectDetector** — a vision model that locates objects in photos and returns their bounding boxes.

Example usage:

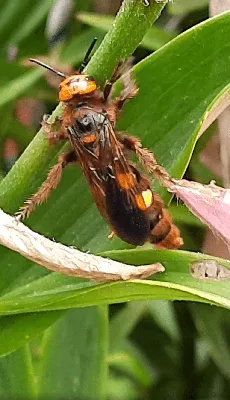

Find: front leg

[103,60,124,103]
[106,70,139,126]
[116,132,171,187]
[112,69,138,110]
[42,115,68,145]
[16,150,77,220]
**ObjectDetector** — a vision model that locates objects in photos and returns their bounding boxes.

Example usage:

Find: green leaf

[0,69,41,108]
[116,12,230,181]
[0,0,31,39]
[0,345,36,399]
[8,0,53,45]
[169,204,203,228]
[1,250,230,315]
[168,0,208,16]
[197,359,224,399]
[109,302,149,351]
[107,372,137,400]
[148,300,179,341]
[38,307,108,400]
[191,303,230,379]
[109,343,153,390]
[0,311,64,357]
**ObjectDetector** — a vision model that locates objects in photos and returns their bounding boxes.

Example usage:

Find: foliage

[0,0,229,399]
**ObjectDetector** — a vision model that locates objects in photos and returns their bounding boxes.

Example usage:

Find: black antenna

[29,58,66,78]
[79,37,97,72]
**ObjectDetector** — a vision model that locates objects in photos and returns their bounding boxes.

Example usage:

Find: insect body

[18,40,183,249]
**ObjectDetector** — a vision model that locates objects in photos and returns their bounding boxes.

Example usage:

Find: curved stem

[86,0,168,85]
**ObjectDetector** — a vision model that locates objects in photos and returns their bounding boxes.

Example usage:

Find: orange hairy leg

[116,132,171,186]
[16,151,77,220]
[41,115,68,145]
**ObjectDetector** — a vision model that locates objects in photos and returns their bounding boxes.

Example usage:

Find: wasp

[17,39,183,249]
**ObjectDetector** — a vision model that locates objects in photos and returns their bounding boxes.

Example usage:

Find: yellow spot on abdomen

[142,189,153,208]
[135,189,153,210]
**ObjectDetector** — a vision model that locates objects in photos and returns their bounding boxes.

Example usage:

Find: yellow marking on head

[83,134,96,144]
[116,173,135,190]
[135,189,153,211]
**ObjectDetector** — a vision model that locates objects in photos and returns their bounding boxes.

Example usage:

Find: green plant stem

[0,0,167,213]
[86,0,168,85]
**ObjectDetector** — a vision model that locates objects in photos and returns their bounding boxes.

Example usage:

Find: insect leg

[108,231,115,239]
[116,132,171,187]
[106,70,138,125]
[112,69,139,111]
[103,61,124,103]
[42,115,67,145]
[16,151,77,220]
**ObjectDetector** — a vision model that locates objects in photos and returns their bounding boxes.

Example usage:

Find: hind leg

[116,132,171,187]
